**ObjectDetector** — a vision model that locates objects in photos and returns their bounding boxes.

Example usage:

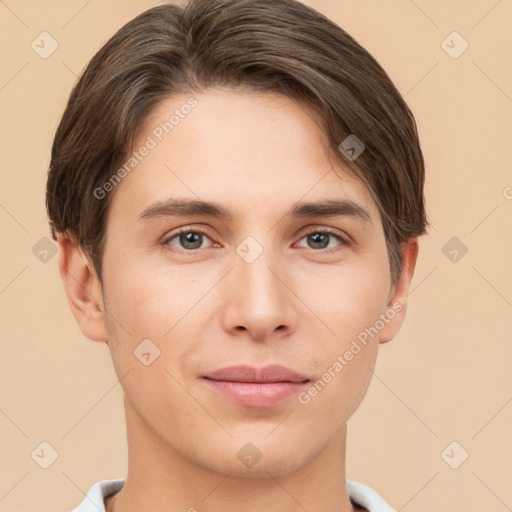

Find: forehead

[108,88,380,225]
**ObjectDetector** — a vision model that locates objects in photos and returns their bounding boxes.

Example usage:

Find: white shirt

[72,478,396,511]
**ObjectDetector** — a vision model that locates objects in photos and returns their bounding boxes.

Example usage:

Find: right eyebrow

[138,198,235,222]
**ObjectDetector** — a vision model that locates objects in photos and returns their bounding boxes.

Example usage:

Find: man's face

[99,88,397,476]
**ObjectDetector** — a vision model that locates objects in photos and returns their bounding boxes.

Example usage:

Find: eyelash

[162,226,350,254]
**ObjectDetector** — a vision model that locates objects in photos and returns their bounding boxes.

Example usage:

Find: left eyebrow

[290,199,372,226]
[137,197,372,226]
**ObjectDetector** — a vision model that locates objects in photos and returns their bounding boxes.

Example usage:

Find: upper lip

[202,365,310,383]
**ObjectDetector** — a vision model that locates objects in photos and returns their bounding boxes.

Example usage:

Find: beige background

[1,0,511,510]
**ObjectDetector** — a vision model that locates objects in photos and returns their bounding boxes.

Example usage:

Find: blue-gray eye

[165,229,210,250]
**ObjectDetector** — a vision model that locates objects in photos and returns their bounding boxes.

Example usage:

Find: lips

[202,364,310,384]
[201,365,310,408]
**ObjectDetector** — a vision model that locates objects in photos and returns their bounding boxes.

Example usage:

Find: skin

[58,88,418,512]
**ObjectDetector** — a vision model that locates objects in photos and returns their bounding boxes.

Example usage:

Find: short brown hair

[46,0,428,286]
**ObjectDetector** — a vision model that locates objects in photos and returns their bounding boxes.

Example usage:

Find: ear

[57,234,108,343]
[379,238,419,344]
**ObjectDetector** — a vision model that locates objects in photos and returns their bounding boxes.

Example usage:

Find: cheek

[297,341,378,443]
[296,259,389,412]
[296,266,387,416]
[303,258,391,346]
[103,251,212,338]
[338,273,390,338]
[101,253,222,390]
[101,258,208,417]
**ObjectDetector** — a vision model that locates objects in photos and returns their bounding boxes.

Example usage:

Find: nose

[221,246,299,341]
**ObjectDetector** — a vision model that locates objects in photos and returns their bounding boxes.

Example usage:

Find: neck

[107,396,358,512]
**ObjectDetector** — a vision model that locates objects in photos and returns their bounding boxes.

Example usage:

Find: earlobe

[57,234,108,343]
[379,238,419,344]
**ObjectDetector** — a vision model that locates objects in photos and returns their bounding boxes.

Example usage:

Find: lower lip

[202,379,309,408]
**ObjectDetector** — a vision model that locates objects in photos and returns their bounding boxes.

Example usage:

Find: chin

[213,439,312,478]
[216,456,307,479]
